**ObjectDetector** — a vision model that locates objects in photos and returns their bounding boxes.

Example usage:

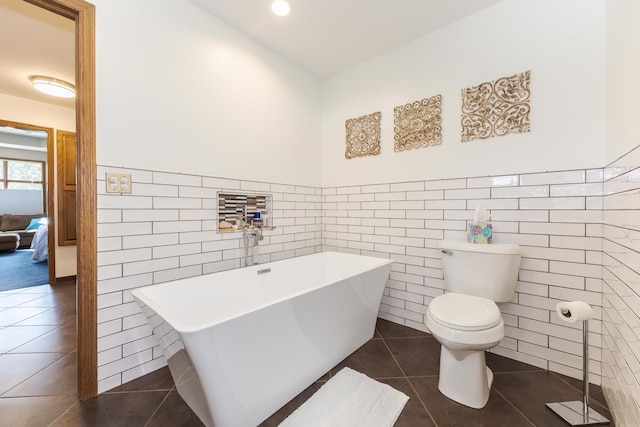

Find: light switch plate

[106,172,132,194]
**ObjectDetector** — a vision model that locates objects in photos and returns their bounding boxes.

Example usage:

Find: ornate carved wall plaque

[461,70,531,142]
[394,95,442,152]
[345,112,382,159]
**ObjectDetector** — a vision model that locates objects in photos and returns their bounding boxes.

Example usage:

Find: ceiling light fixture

[29,75,76,98]
[271,0,290,17]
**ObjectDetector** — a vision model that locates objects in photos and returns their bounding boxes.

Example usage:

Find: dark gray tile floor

[0,283,614,426]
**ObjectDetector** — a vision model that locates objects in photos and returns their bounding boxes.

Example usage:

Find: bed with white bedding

[30,224,48,262]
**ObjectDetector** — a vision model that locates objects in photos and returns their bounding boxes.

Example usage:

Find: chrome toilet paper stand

[545,308,610,426]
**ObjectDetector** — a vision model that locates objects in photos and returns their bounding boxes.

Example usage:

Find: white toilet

[425,239,521,409]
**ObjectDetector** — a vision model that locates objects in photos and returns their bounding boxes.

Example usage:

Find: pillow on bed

[25,218,44,231]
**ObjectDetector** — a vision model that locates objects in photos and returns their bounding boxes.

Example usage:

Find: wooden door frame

[25,0,97,400]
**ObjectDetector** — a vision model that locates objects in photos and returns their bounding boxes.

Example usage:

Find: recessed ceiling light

[271,0,290,17]
[29,75,76,98]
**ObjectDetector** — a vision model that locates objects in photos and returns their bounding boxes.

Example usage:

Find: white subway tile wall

[95,164,622,401]
[602,145,640,426]
[96,166,322,392]
[324,169,605,385]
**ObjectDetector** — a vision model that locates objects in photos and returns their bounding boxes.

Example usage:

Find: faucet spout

[243,228,263,266]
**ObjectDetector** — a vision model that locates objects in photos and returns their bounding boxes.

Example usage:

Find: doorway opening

[0,119,55,291]
[23,0,97,400]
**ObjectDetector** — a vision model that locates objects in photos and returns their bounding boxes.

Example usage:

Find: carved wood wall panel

[461,70,531,142]
[393,95,442,152]
[345,112,382,159]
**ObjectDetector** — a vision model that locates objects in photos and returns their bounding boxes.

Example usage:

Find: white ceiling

[190,0,504,79]
[0,0,75,109]
[0,0,504,111]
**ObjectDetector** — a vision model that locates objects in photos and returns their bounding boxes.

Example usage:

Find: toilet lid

[428,293,502,331]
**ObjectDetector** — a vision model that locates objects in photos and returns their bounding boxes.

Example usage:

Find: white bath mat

[279,367,409,427]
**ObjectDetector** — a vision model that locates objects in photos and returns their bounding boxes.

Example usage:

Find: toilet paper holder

[545,302,610,426]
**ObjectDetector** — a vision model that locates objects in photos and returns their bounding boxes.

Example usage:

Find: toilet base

[437,346,493,409]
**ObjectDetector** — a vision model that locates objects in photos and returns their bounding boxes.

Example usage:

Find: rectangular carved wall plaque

[461,70,531,142]
[394,95,442,152]
[345,112,382,159]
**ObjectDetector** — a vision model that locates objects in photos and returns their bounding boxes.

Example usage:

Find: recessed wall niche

[217,192,272,232]
[461,70,531,142]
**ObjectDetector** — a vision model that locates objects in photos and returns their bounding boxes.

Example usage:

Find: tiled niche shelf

[217,192,273,232]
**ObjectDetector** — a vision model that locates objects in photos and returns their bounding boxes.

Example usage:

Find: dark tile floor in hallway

[0,283,613,426]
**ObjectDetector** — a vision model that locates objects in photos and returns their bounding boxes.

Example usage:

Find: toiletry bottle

[253,211,263,228]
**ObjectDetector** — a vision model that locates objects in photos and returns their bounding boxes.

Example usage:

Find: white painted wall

[320,0,606,187]
[92,0,321,187]
[0,93,74,131]
[0,189,43,215]
[606,0,640,162]
[0,93,76,277]
[0,147,47,162]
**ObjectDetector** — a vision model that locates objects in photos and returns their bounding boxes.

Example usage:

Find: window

[0,158,45,191]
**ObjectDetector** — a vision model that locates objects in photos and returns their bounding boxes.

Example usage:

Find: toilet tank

[439,240,521,302]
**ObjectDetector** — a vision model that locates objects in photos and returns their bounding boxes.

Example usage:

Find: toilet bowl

[426,292,505,408]
[426,240,521,409]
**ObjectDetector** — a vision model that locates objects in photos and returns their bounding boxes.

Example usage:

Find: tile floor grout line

[0,295,46,307]
[144,389,173,427]
[15,308,76,327]
[2,325,65,354]
[492,387,537,426]
[105,388,175,395]
[0,284,77,406]
[3,350,77,397]
[8,328,76,354]
[5,306,60,327]
[402,374,440,378]
[46,398,81,427]
[379,331,440,427]
[404,376,440,427]
[368,375,425,380]
[378,333,408,378]
[377,337,435,344]
[492,368,549,375]
[0,352,69,397]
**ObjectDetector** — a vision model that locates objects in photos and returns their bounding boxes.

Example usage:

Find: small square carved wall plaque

[461,70,531,142]
[345,112,382,159]
[394,95,442,152]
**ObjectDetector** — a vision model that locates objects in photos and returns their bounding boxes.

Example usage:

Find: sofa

[0,214,47,251]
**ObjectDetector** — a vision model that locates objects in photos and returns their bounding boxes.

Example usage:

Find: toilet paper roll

[555,301,593,323]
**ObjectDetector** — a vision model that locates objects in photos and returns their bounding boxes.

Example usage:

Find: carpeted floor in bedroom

[0,249,49,291]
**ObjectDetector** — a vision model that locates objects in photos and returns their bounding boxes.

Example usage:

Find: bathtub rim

[131,251,393,334]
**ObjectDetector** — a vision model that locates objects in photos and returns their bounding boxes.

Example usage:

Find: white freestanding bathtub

[131,251,393,427]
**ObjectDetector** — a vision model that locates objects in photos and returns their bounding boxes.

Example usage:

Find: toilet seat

[428,293,501,331]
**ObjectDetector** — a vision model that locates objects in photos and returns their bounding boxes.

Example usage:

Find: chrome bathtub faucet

[243,228,263,266]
